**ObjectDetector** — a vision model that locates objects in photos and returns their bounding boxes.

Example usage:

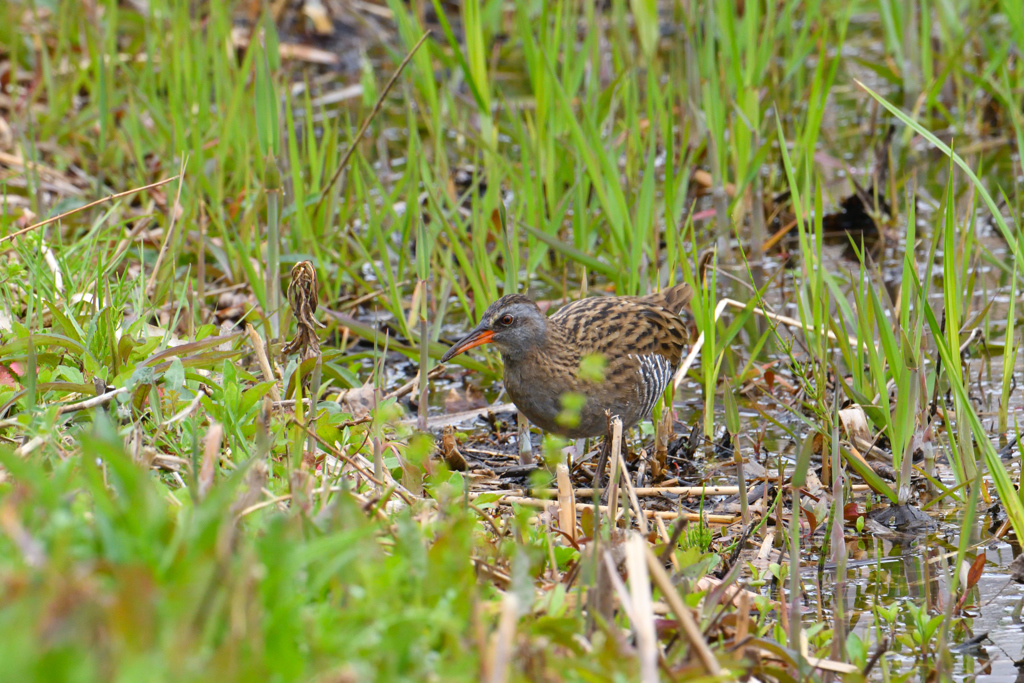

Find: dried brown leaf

[441,426,468,472]
[283,261,324,358]
[966,553,986,590]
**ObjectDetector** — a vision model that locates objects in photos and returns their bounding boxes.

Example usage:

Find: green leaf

[723,380,740,437]
[629,0,659,61]
[163,358,185,392]
[517,222,618,279]
[792,429,815,489]
[46,301,83,345]
[842,444,899,504]
[920,284,1024,543]
[254,15,280,159]
[126,365,155,391]
[240,381,277,418]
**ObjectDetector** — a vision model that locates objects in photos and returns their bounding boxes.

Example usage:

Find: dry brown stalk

[291,419,415,506]
[467,493,736,524]
[606,417,623,521]
[618,448,648,535]
[485,593,518,683]
[534,485,883,498]
[556,463,576,542]
[644,544,721,676]
[626,535,659,683]
[247,323,282,402]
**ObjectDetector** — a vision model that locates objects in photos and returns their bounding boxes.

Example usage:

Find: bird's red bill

[442,329,494,362]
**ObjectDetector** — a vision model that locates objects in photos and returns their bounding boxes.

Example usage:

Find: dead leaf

[302,0,334,35]
[283,261,324,358]
[441,426,468,471]
[843,503,862,522]
[301,449,325,471]
[965,553,986,590]
[802,506,818,534]
[839,405,872,443]
[803,469,825,497]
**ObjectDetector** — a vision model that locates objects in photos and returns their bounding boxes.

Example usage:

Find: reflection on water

[804,510,1024,679]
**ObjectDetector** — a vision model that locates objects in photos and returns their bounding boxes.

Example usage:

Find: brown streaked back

[628,282,693,315]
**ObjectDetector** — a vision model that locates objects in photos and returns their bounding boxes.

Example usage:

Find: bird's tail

[639,282,693,315]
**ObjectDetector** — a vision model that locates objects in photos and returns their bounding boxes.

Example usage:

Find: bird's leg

[517,413,533,465]
[654,408,672,478]
[592,436,610,493]
[592,411,618,494]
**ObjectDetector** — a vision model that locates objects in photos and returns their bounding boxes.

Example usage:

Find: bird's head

[441,294,548,363]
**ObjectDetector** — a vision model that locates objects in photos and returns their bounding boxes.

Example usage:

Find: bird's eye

[500,314,514,326]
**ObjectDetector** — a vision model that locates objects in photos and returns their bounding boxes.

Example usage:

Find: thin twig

[385,365,445,401]
[313,31,431,216]
[146,159,188,296]
[0,175,180,248]
[103,214,154,277]
[13,435,45,457]
[55,387,129,415]
[863,637,889,677]
[236,494,292,518]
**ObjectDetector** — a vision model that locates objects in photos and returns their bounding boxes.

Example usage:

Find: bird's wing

[551,295,688,362]
[549,295,688,402]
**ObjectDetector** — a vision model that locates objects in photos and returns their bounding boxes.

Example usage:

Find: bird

[440,283,693,440]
